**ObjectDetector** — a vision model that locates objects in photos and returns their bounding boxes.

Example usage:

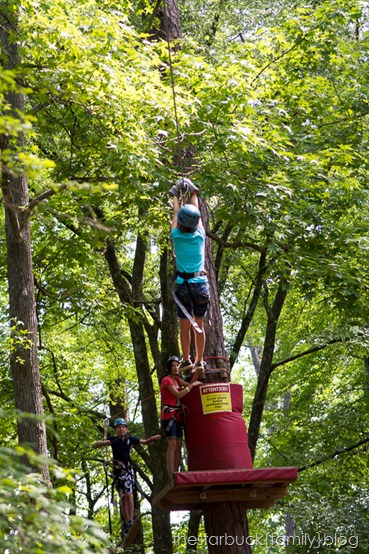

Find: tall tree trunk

[104,237,172,554]
[159,245,180,373]
[201,198,227,363]
[285,512,297,553]
[147,0,182,42]
[0,8,49,482]
[203,502,252,554]
[187,509,202,548]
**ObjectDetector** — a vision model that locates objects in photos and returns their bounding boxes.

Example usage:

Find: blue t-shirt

[108,435,140,466]
[171,227,206,284]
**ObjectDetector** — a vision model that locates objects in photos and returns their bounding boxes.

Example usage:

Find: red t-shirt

[160,375,181,420]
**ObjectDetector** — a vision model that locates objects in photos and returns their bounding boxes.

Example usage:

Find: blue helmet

[114,418,127,427]
[177,204,201,229]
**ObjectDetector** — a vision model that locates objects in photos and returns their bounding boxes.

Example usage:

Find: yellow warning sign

[200,384,232,414]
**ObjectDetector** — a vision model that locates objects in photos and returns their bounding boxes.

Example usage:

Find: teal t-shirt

[171,227,206,284]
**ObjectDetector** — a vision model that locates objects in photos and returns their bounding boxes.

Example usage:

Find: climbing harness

[110,459,137,508]
[162,403,184,432]
[171,280,203,334]
[176,270,207,279]
[99,417,139,545]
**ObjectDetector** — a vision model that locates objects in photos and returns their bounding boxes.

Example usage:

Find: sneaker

[192,361,205,374]
[178,359,193,371]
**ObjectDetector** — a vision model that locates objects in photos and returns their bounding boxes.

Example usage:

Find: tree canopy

[1,0,369,552]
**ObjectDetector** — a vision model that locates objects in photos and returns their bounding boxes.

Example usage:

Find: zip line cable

[103,458,113,537]
[162,0,185,181]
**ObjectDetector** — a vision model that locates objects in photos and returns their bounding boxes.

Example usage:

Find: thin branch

[298,436,369,472]
[250,20,327,86]
[271,337,345,371]
[144,0,163,34]
[28,184,67,212]
[206,229,265,253]
[43,385,107,420]
[40,382,59,460]
[214,221,233,281]
[205,0,225,48]
[229,250,267,368]
[315,110,369,130]
[251,40,303,85]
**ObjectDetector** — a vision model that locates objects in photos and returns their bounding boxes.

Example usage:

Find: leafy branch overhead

[1,0,369,551]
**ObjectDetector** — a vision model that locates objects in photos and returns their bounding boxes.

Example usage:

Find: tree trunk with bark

[203,502,252,554]
[148,0,253,548]
[187,509,202,548]
[159,245,180,374]
[146,0,182,43]
[196,200,253,552]
[229,251,267,370]
[201,198,227,365]
[0,9,49,482]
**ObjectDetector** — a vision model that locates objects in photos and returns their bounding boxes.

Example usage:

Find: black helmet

[177,204,201,229]
[166,356,181,371]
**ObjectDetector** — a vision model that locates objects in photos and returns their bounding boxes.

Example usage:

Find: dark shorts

[161,417,183,439]
[175,280,210,319]
[114,466,135,496]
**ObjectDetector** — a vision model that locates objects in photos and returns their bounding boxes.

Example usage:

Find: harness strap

[166,416,175,434]
[162,405,180,411]
[176,270,206,279]
[176,279,196,308]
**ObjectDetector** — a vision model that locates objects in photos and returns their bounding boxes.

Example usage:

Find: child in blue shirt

[170,179,210,374]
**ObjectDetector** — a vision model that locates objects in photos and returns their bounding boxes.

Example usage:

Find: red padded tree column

[181,383,252,471]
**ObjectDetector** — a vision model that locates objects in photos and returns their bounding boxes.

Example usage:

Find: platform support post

[203,501,252,553]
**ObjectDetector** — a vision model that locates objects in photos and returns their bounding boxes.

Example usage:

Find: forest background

[1,0,369,552]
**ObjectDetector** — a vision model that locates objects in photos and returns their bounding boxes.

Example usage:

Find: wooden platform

[153,467,298,511]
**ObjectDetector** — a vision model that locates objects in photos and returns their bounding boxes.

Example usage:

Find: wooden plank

[166,485,288,505]
[152,467,298,510]
[157,498,277,511]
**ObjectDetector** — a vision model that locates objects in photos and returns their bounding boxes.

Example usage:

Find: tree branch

[248,278,289,459]
[271,337,344,371]
[214,221,233,281]
[144,0,164,35]
[298,436,369,472]
[28,184,67,212]
[250,20,327,86]
[205,0,225,48]
[229,250,267,368]
[40,382,59,460]
[43,385,107,420]
[206,229,265,253]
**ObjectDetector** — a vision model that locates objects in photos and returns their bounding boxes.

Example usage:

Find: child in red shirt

[160,356,201,476]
